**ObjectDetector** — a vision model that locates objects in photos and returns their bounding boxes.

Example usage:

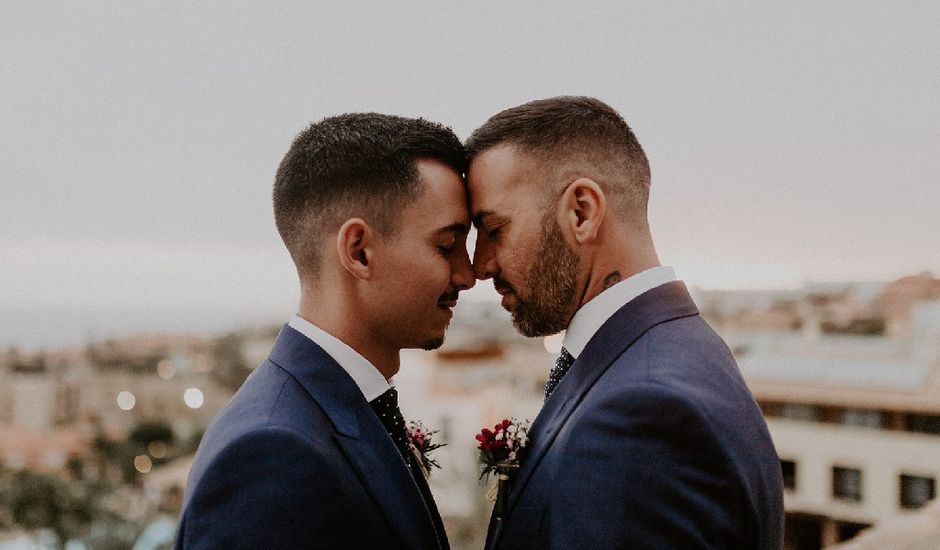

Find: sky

[2,2,939,346]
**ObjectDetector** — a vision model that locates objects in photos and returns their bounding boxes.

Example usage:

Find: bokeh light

[148,440,167,459]
[156,359,176,380]
[117,391,136,411]
[184,387,204,409]
[192,353,212,373]
[134,455,152,473]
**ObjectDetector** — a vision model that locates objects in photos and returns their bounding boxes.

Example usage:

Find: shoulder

[597,315,751,422]
[207,360,333,437]
[177,427,359,547]
[209,425,326,462]
[184,365,343,506]
[574,378,720,443]
[575,324,763,462]
[188,426,339,500]
[571,320,780,504]
[182,426,350,526]
[633,315,737,375]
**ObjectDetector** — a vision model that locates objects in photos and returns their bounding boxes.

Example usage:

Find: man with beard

[466,96,784,549]
[175,113,474,549]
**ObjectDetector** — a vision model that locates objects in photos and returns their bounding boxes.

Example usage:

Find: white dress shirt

[562,266,678,359]
[288,314,392,401]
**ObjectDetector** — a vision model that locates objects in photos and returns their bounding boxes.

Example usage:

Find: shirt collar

[562,266,678,359]
[288,314,392,402]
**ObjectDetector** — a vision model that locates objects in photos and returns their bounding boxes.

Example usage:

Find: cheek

[497,237,531,281]
[415,255,453,293]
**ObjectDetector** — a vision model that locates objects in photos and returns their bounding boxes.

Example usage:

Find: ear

[336,218,376,280]
[559,178,606,245]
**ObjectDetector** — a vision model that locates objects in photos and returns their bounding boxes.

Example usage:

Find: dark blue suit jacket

[175,325,448,550]
[487,282,784,549]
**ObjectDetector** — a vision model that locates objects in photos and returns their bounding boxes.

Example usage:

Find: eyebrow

[435,222,470,235]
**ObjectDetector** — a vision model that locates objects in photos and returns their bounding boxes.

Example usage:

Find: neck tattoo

[603,271,622,289]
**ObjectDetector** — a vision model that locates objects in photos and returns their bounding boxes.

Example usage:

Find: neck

[298,288,401,380]
[577,233,660,310]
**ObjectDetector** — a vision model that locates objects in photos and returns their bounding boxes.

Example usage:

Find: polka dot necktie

[370,387,410,462]
[544,347,575,402]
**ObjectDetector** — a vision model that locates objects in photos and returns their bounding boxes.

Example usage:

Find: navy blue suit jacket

[487,282,784,549]
[175,325,448,550]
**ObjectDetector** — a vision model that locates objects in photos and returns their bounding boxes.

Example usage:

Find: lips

[437,290,459,310]
[493,277,515,297]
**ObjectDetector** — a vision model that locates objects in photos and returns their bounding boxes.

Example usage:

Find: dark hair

[273,113,466,277]
[466,96,651,221]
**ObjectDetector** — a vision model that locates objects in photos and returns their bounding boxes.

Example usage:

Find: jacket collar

[269,325,444,550]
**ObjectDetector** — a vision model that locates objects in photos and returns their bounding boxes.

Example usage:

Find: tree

[6,470,107,548]
[210,333,252,391]
[0,467,13,530]
[128,421,174,447]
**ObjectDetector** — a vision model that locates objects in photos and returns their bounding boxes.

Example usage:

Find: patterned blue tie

[545,347,575,401]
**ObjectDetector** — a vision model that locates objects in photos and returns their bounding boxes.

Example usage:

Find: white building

[734,300,940,548]
[397,301,549,548]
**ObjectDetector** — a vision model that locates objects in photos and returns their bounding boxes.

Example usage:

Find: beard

[509,214,581,338]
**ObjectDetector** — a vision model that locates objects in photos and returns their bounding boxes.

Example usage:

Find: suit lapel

[335,415,442,550]
[410,458,450,550]
[500,282,700,523]
[269,326,441,550]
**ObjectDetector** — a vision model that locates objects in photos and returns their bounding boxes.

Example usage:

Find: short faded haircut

[273,113,466,278]
[465,96,651,223]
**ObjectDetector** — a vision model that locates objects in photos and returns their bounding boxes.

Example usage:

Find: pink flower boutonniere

[407,420,445,478]
[475,418,531,518]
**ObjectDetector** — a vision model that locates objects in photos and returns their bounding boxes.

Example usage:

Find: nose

[472,232,497,281]
[452,246,476,291]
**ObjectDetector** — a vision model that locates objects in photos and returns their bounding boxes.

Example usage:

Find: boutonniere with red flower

[407,420,445,478]
[475,418,531,518]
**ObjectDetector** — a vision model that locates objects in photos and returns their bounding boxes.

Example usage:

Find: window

[779,403,819,422]
[819,406,842,424]
[781,460,797,491]
[837,521,870,542]
[841,408,883,429]
[907,414,940,435]
[833,466,863,502]
[758,400,783,418]
[900,474,935,510]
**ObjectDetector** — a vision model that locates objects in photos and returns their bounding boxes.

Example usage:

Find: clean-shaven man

[467,96,784,549]
[175,113,475,549]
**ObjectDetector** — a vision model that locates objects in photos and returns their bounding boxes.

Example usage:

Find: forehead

[401,159,468,229]
[467,144,543,214]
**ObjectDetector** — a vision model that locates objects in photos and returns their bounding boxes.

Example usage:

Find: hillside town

[1,272,939,549]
